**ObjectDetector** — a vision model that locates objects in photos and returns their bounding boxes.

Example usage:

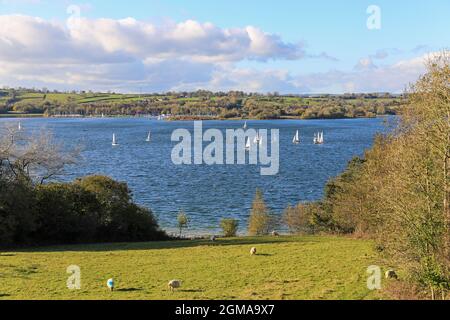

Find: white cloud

[0,14,438,93]
[0,15,304,63]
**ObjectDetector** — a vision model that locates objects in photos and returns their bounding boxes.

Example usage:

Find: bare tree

[0,123,79,184]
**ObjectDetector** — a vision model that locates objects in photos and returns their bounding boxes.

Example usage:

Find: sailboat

[253,131,260,144]
[245,137,251,151]
[112,133,119,146]
[314,132,324,145]
[146,131,151,142]
[243,121,248,130]
[293,130,300,144]
[18,122,22,131]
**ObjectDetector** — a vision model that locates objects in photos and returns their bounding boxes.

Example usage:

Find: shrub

[34,183,100,244]
[177,210,189,237]
[248,189,272,236]
[75,175,167,242]
[283,203,315,234]
[220,219,239,237]
[0,178,37,245]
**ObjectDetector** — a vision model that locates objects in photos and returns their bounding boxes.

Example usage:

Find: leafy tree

[319,52,450,298]
[248,189,272,236]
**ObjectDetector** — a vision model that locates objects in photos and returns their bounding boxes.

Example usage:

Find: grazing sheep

[168,280,182,292]
[210,235,217,242]
[250,247,257,255]
[385,270,398,280]
[271,231,280,237]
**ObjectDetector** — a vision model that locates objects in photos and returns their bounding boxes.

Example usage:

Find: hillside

[0,88,405,120]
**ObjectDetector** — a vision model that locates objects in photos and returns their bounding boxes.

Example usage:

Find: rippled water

[1,117,391,234]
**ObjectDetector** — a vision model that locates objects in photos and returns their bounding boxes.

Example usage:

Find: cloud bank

[0,15,433,93]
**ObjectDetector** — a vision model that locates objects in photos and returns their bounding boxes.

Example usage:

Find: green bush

[0,175,168,247]
[0,178,37,245]
[220,219,239,237]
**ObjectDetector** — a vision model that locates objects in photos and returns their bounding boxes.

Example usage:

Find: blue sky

[0,0,448,93]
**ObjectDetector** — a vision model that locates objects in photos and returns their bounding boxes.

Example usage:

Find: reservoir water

[0,117,391,234]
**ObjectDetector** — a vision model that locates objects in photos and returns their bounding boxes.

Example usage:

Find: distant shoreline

[0,114,392,121]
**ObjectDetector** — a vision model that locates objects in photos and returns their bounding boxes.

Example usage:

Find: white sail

[18,122,22,131]
[245,137,251,150]
[243,121,247,130]
[293,130,300,144]
[254,132,260,144]
[314,132,324,144]
[146,131,151,142]
[112,133,118,146]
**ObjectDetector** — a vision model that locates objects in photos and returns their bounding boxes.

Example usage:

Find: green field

[0,236,384,300]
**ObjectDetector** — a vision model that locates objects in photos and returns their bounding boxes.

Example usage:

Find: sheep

[210,235,217,242]
[385,270,398,280]
[250,247,257,255]
[271,231,280,237]
[168,279,182,292]
[107,278,115,291]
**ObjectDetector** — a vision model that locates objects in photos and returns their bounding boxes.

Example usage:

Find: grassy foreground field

[0,236,383,300]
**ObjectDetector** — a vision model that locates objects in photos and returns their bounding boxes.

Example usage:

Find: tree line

[0,88,404,120]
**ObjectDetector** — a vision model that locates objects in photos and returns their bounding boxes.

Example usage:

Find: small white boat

[314,132,324,145]
[146,131,151,142]
[243,121,248,130]
[245,137,251,150]
[293,130,300,144]
[18,122,22,131]
[254,131,262,144]
[112,133,119,146]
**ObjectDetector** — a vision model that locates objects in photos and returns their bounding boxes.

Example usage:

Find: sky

[0,0,449,93]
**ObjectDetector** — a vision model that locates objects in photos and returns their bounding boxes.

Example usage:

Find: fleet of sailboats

[110,123,325,148]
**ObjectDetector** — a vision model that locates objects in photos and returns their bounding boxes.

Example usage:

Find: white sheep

[271,231,280,237]
[168,279,182,291]
[250,247,257,255]
[210,235,217,242]
[107,278,115,291]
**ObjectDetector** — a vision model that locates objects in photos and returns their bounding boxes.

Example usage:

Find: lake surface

[0,117,391,234]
